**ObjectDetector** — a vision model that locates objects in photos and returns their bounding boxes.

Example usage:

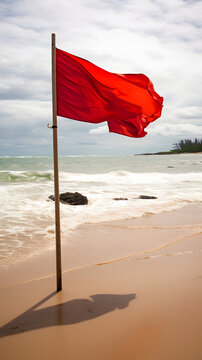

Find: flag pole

[51,33,62,291]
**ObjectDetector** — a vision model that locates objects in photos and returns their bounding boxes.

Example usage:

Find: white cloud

[150,123,202,137]
[0,100,51,125]
[174,106,202,120]
[89,125,108,134]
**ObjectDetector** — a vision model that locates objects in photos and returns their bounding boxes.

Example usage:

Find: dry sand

[0,204,202,360]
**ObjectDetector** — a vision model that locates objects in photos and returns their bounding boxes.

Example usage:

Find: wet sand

[0,205,202,359]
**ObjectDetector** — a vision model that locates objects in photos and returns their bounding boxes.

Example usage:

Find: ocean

[1,154,202,265]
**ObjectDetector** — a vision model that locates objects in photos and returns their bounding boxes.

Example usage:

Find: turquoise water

[0,154,202,265]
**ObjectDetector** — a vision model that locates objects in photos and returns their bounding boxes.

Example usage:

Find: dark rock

[49,192,88,205]
[167,166,174,168]
[138,195,157,199]
[113,198,128,201]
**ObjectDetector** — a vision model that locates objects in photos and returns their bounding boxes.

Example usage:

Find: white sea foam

[0,155,202,265]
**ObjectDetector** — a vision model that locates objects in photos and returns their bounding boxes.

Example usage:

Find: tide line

[104,224,202,230]
[0,230,201,290]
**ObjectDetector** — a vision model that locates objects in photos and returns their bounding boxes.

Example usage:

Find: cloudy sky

[1,0,202,155]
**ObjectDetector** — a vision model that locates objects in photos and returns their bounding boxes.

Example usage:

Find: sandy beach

[0,204,202,360]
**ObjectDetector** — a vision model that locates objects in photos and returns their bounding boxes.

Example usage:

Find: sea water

[0,154,202,265]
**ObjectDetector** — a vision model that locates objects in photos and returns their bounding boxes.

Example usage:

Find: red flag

[56,48,163,138]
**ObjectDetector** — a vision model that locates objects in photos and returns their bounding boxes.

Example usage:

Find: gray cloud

[0,0,202,155]
[78,142,98,145]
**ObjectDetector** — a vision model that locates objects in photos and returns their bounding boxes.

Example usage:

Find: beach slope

[0,205,202,360]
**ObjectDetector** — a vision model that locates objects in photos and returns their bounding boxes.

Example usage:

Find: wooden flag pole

[51,33,62,291]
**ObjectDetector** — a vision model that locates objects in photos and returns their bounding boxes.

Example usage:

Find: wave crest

[0,171,53,183]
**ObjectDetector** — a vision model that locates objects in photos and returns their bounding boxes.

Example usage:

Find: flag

[56,48,163,138]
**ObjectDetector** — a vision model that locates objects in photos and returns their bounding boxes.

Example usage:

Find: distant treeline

[141,138,202,155]
[172,138,202,153]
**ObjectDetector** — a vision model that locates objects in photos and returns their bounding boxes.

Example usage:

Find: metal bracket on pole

[47,123,57,129]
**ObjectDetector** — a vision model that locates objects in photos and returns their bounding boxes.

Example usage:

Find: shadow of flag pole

[48,33,62,292]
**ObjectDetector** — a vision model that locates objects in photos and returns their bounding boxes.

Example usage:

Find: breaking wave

[0,171,53,183]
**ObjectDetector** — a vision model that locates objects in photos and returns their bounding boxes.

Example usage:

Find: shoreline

[1,200,201,269]
[0,204,202,359]
[0,203,202,288]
